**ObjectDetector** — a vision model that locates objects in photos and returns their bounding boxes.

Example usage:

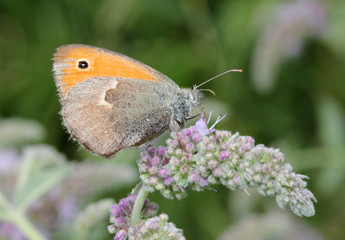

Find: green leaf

[316,95,345,194]
[14,165,69,211]
[0,192,11,221]
[74,198,114,240]
[13,145,69,211]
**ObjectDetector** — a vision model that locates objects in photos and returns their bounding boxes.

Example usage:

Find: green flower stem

[0,193,46,240]
[131,182,149,227]
[131,181,144,196]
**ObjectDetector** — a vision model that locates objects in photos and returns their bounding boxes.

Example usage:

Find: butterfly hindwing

[62,77,176,158]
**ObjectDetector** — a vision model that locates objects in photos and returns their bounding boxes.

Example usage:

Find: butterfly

[53,44,201,158]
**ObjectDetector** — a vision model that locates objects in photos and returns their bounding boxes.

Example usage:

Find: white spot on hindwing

[97,80,118,108]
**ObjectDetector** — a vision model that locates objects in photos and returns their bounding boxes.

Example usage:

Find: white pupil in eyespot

[78,61,88,69]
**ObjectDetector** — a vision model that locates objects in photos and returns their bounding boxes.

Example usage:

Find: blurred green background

[1,0,345,239]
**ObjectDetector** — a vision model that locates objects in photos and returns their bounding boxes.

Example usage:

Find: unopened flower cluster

[128,213,185,240]
[138,118,316,217]
[108,194,158,237]
[108,194,184,240]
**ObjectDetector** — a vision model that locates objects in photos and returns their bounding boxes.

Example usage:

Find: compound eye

[77,60,89,69]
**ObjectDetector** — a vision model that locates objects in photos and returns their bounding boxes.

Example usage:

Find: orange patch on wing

[54,46,158,94]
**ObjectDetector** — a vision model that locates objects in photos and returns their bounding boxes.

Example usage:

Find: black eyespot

[78,60,89,69]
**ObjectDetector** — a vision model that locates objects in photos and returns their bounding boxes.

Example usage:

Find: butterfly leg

[185,112,202,120]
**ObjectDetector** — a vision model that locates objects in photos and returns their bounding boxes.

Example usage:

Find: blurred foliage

[0,119,137,240]
[0,0,345,239]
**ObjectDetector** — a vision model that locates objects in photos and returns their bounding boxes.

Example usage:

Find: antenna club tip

[232,69,243,72]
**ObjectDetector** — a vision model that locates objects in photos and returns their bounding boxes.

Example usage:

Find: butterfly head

[170,88,202,129]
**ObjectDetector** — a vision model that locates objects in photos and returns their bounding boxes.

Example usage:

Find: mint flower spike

[128,213,185,240]
[137,117,317,217]
[108,193,185,239]
[108,194,158,238]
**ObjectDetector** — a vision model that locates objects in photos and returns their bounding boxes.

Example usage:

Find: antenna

[194,69,242,90]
